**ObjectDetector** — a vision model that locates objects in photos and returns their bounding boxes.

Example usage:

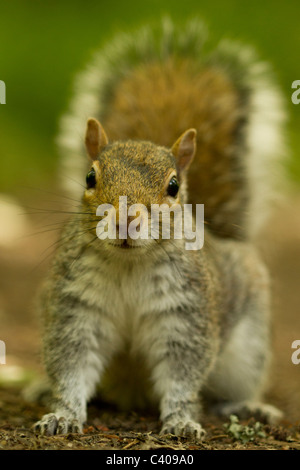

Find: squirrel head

[82,118,196,252]
[83,118,196,208]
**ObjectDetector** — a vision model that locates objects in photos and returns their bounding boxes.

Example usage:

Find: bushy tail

[57,18,287,239]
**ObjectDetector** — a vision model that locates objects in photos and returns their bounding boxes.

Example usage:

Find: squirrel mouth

[120,240,132,249]
[110,240,141,249]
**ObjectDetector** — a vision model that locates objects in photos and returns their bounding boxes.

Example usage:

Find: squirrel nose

[115,215,136,229]
[115,213,136,239]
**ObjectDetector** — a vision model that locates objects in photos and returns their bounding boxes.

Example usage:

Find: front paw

[33,413,83,436]
[160,420,206,440]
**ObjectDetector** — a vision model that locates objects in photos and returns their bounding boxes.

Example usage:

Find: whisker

[30,226,98,273]
[69,235,100,272]
[19,185,83,205]
[61,173,86,190]
[153,239,184,280]
[20,206,96,216]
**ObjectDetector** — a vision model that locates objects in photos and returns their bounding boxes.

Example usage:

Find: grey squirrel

[31,19,286,438]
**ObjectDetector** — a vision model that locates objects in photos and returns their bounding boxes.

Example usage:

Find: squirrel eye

[86,168,96,189]
[167,176,179,198]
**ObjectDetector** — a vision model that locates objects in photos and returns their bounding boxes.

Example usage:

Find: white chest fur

[63,248,190,362]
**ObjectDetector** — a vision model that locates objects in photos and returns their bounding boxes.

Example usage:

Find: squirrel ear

[171,129,197,172]
[85,118,109,160]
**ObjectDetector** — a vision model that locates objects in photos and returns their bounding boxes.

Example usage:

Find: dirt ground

[0,189,300,451]
[0,386,300,450]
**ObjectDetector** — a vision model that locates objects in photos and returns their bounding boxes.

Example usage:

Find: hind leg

[205,275,283,424]
[213,400,282,424]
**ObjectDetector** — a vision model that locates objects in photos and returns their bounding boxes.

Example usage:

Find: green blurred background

[1,0,300,196]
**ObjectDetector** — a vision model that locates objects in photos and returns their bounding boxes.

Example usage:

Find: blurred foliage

[223,415,266,443]
[0,0,300,195]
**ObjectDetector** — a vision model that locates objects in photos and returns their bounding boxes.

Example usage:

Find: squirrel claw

[160,420,206,440]
[33,413,83,436]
